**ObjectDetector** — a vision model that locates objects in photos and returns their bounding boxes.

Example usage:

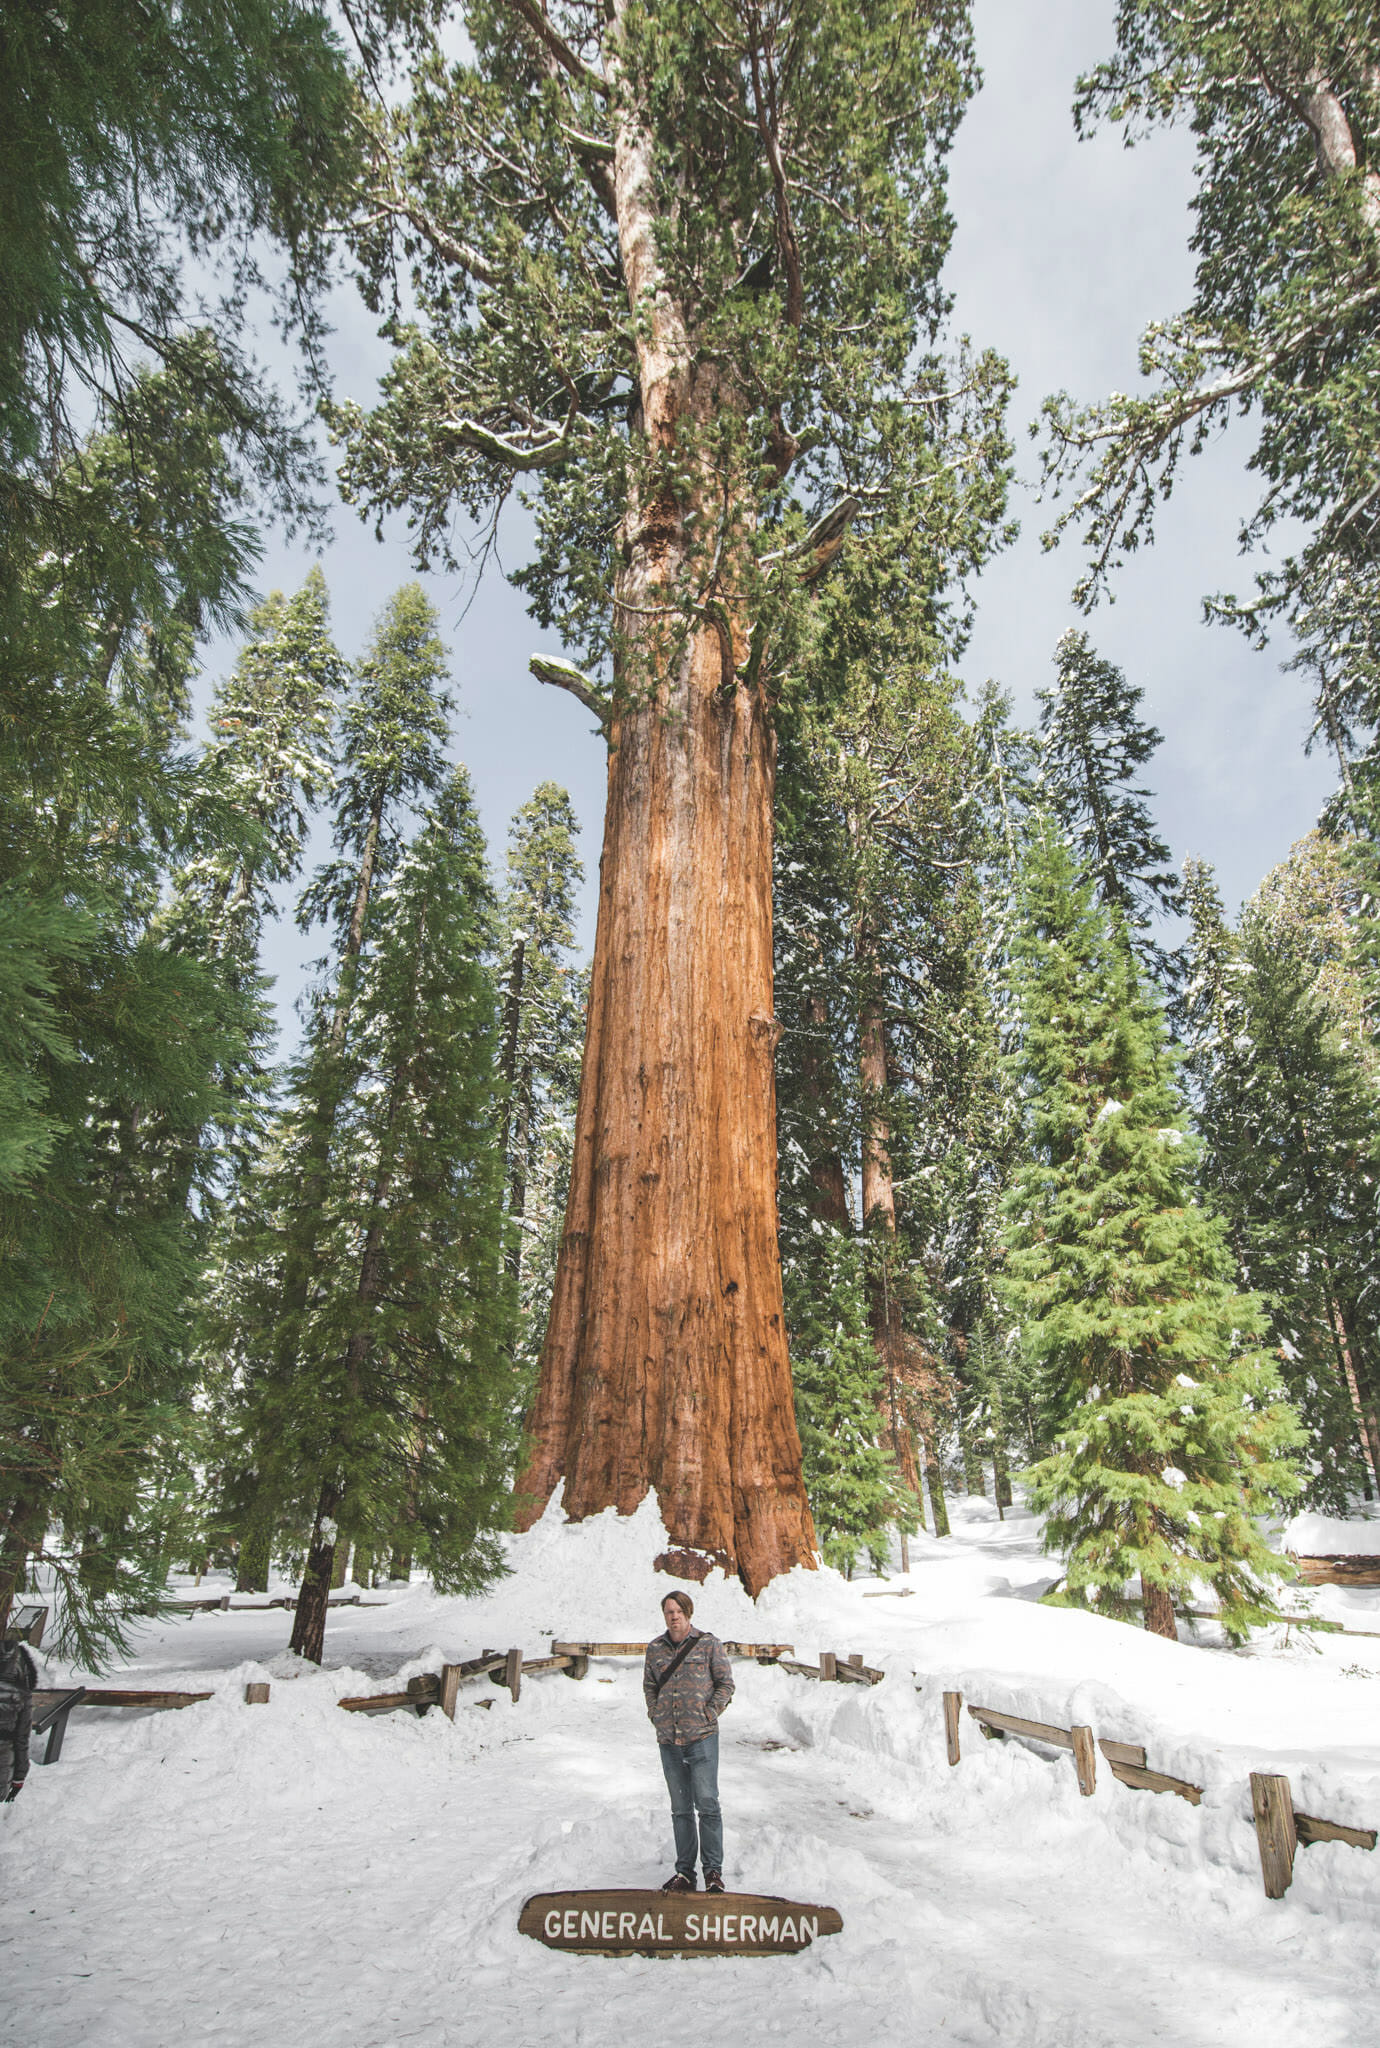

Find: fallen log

[1289,1553,1380,1587]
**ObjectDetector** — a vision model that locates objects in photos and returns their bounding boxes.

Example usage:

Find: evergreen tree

[1004,826,1303,1642]
[1,0,354,614]
[1182,851,1380,1505]
[775,517,1011,1556]
[1036,630,1183,982]
[167,568,345,984]
[496,785,586,1379]
[334,0,1014,1590]
[241,769,515,1644]
[222,585,479,1658]
[0,380,280,1657]
[787,1232,910,1575]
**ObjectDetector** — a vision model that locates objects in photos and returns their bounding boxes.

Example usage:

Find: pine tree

[774,511,1013,1556]
[221,586,487,1658]
[1182,850,1380,1505]
[786,1232,910,1576]
[167,568,345,984]
[1036,630,1183,983]
[241,769,515,1651]
[1,1,353,618]
[496,785,586,1380]
[1005,826,1303,1642]
[0,379,278,1656]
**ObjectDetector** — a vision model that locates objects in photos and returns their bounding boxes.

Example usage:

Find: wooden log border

[947,1690,1375,1893]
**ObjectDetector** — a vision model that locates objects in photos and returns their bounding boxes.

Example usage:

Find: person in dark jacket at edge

[0,1640,37,1803]
[643,1589,734,1893]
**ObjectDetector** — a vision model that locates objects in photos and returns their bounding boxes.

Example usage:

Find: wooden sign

[518,1888,842,1957]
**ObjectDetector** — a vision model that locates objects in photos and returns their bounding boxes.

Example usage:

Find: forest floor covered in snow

[4,1494,1380,2047]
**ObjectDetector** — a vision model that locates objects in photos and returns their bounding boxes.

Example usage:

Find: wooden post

[846,1652,863,1668]
[505,1646,523,1704]
[244,1682,270,1706]
[943,1691,962,1767]
[1251,1772,1298,1898]
[819,1651,837,1682]
[562,1654,589,1680]
[439,1665,463,1720]
[1071,1724,1096,1797]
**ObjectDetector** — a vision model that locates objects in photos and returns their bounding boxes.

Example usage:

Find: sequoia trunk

[514,28,816,1593]
[516,621,816,1592]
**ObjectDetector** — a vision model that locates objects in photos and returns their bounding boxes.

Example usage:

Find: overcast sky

[231,0,1335,1028]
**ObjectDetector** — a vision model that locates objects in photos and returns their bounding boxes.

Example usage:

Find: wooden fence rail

[943,1688,1376,1897]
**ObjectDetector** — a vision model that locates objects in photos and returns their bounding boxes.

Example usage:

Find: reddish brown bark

[516,619,816,1592]
[1141,1578,1178,1641]
[514,11,817,1593]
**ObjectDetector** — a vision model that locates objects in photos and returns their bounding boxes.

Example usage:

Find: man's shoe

[703,1870,725,1894]
[661,1872,696,1893]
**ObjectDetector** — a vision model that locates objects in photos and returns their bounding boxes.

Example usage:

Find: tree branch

[761,496,861,583]
[498,0,608,99]
[368,196,503,288]
[530,654,612,728]
[440,411,588,470]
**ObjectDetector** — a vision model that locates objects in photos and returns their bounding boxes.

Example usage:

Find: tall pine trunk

[514,50,815,1594]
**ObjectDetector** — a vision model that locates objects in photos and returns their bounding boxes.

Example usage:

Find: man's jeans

[659,1728,723,1876]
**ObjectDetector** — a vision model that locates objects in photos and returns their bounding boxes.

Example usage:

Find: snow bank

[4,1492,1380,2046]
[1283,1510,1380,1555]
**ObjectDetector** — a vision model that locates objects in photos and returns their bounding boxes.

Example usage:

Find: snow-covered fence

[172,1592,388,1615]
[552,1639,883,1684]
[331,1637,881,1721]
[941,1688,1377,1899]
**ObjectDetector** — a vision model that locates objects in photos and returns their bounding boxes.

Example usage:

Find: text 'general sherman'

[518,1890,843,1955]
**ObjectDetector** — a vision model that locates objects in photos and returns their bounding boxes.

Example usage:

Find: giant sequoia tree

[338,0,1000,1589]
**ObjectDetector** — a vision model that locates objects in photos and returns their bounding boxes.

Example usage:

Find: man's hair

[661,1589,694,1619]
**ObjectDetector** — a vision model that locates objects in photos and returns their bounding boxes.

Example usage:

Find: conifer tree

[167,568,345,986]
[1182,851,1380,1504]
[497,785,586,1377]
[1036,630,1183,983]
[336,0,1012,1589]
[0,379,279,1655]
[1005,826,1303,1641]
[240,769,514,1656]
[775,516,1011,1556]
[1,0,354,626]
[213,584,452,1605]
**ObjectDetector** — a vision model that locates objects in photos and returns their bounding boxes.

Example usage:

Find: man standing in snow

[644,1589,733,1894]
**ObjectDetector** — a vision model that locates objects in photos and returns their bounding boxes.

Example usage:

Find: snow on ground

[1283,1508,1380,1555]
[4,1494,1380,2048]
